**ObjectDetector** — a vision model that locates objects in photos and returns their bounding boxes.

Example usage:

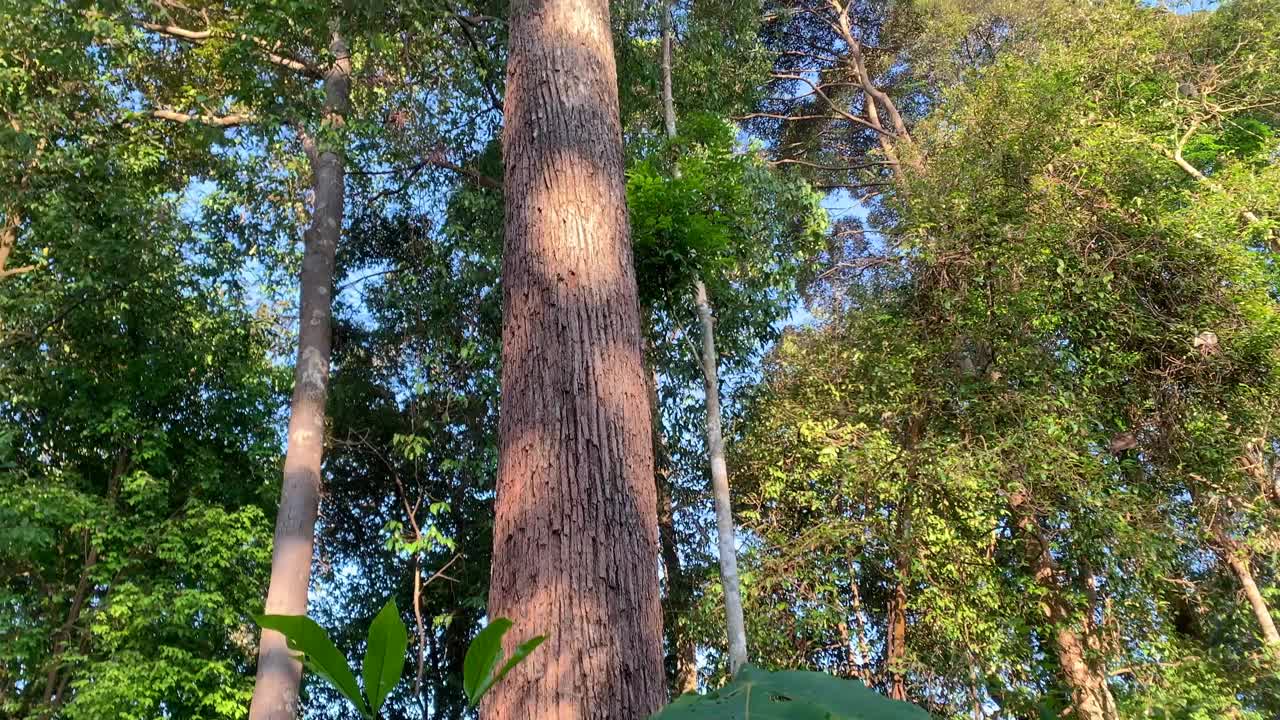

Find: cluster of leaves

[729,0,1280,716]
[0,110,281,720]
[256,603,543,719]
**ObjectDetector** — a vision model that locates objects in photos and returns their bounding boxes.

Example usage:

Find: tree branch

[771,73,899,138]
[1170,119,1271,248]
[150,109,255,127]
[139,20,322,79]
[769,158,895,171]
[0,211,36,280]
[364,151,501,203]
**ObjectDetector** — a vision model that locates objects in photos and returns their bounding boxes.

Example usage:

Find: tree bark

[1009,492,1117,720]
[483,0,665,716]
[248,30,349,720]
[693,280,749,675]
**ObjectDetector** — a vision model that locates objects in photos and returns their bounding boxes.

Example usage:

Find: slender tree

[659,0,749,676]
[247,29,350,720]
[483,0,666,717]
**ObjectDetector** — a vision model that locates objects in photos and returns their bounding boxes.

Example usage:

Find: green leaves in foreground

[255,599,408,718]
[462,618,548,707]
[650,666,930,720]
[253,612,371,716]
[362,600,410,714]
[254,604,544,717]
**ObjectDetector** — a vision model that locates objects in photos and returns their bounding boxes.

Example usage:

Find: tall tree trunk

[661,0,750,675]
[483,0,665,716]
[650,367,699,695]
[693,280,749,675]
[248,30,349,720]
[1009,492,1117,720]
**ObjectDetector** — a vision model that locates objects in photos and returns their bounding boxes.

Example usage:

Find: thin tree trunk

[248,30,349,720]
[660,0,677,140]
[650,367,699,695]
[483,0,665,716]
[693,280,749,675]
[847,561,874,685]
[657,462,699,695]
[1009,492,1116,720]
[655,0,699,695]
[40,449,129,715]
[884,579,908,701]
[662,0,749,676]
[1220,537,1280,648]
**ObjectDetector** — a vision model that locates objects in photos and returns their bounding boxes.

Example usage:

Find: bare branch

[139,21,210,41]
[150,109,254,127]
[736,112,844,123]
[139,20,322,79]
[364,150,501,203]
[772,73,899,138]
[769,158,895,171]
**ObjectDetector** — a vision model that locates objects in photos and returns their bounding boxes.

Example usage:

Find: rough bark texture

[248,31,349,720]
[694,280,749,674]
[1010,492,1117,720]
[483,0,665,717]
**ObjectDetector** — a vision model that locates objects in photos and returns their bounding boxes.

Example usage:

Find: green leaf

[254,614,370,718]
[362,599,409,715]
[462,618,546,707]
[462,618,510,704]
[649,666,930,719]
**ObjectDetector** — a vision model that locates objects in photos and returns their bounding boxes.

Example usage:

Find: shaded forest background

[2,0,1279,718]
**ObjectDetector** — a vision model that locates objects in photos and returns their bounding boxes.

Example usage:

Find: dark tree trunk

[248,30,349,720]
[884,579,908,701]
[483,0,665,717]
[1009,492,1116,720]
[650,367,699,696]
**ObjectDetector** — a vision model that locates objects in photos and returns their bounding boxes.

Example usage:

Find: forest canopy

[1,0,1278,719]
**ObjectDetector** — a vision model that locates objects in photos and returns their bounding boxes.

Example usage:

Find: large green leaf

[462,618,546,707]
[463,618,511,704]
[650,666,930,719]
[254,614,370,718]
[362,599,409,715]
